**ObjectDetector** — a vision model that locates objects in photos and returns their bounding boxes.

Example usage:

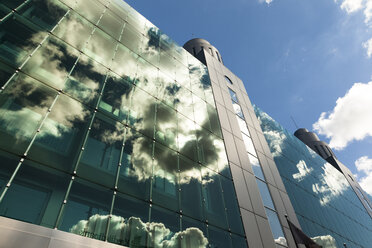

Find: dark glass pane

[207,105,222,138]
[0,73,56,155]
[152,142,179,211]
[52,11,95,51]
[220,177,245,235]
[149,205,180,247]
[22,36,80,90]
[117,129,152,200]
[179,155,204,220]
[256,179,275,209]
[65,54,106,106]
[128,87,156,138]
[181,216,208,248]
[0,60,15,88]
[78,114,124,188]
[231,234,248,248]
[1,0,24,9]
[99,72,133,123]
[155,102,178,150]
[0,160,69,228]
[59,179,113,241]
[98,9,123,40]
[0,14,42,67]
[18,0,68,30]
[202,169,228,229]
[27,94,92,173]
[0,150,19,195]
[207,225,232,248]
[108,192,150,247]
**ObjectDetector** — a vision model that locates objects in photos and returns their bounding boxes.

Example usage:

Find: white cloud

[259,0,273,4]
[355,156,372,195]
[311,235,337,248]
[313,81,372,150]
[339,0,364,13]
[293,160,313,181]
[363,37,372,57]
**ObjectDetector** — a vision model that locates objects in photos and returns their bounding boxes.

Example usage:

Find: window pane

[231,234,248,248]
[99,72,133,123]
[232,102,244,119]
[118,129,152,200]
[0,73,56,155]
[202,169,228,229]
[207,104,222,138]
[193,94,210,130]
[256,179,275,209]
[27,94,92,173]
[266,208,287,247]
[152,142,179,211]
[0,150,18,194]
[108,192,149,247]
[242,134,257,157]
[179,155,204,221]
[175,88,194,121]
[0,61,16,89]
[59,179,113,241]
[121,22,143,54]
[98,10,124,40]
[111,43,138,81]
[228,88,238,103]
[249,153,265,180]
[225,76,233,85]
[0,160,69,228]
[207,225,232,248]
[155,102,178,150]
[73,0,105,24]
[181,216,208,248]
[83,28,116,66]
[78,114,124,188]
[178,114,198,162]
[236,115,249,136]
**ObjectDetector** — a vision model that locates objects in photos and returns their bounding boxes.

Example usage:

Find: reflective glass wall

[0,0,246,247]
[255,106,372,248]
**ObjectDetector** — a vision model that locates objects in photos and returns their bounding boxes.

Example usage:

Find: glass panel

[59,179,113,241]
[207,225,232,248]
[220,176,245,235]
[207,104,222,138]
[118,129,152,200]
[228,88,238,103]
[22,36,80,90]
[236,115,249,136]
[175,87,194,121]
[0,73,56,155]
[202,169,228,229]
[120,22,143,54]
[266,208,287,247]
[78,114,125,188]
[1,0,24,9]
[109,0,129,20]
[0,14,42,67]
[249,153,265,180]
[135,57,159,97]
[18,0,68,31]
[149,205,180,247]
[0,150,18,194]
[232,102,244,119]
[52,11,94,51]
[242,133,257,157]
[98,9,124,40]
[179,155,204,221]
[193,94,210,130]
[152,142,179,211]
[157,71,180,109]
[99,72,133,123]
[108,192,149,247]
[83,28,116,66]
[0,61,15,88]
[181,216,208,248]
[190,66,206,101]
[256,179,275,209]
[178,114,198,162]
[65,54,106,106]
[27,94,91,173]
[155,102,178,150]
[231,234,248,248]
[159,50,176,79]
[128,87,156,138]
[111,43,138,81]
[73,0,105,24]
[0,160,70,228]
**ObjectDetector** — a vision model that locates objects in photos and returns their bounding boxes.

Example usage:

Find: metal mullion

[0,9,71,93]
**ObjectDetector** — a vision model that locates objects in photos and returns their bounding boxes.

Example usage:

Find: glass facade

[255,106,372,248]
[0,0,246,247]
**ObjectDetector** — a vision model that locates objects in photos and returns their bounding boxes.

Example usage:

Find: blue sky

[126,0,372,197]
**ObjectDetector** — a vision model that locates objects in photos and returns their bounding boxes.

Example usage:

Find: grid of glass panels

[255,106,372,248]
[0,0,246,247]
[227,87,287,247]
